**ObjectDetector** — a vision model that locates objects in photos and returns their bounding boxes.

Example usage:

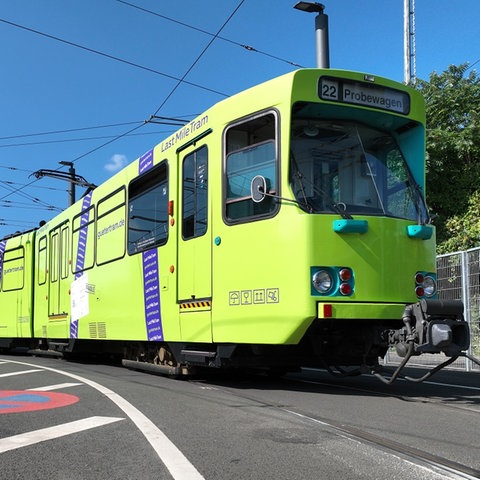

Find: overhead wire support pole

[31,164,97,207]
[59,161,75,206]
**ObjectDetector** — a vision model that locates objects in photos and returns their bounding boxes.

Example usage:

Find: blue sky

[0,0,479,238]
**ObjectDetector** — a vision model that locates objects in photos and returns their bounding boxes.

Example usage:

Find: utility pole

[404,0,416,85]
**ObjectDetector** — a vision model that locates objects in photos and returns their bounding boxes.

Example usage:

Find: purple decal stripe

[71,192,93,338]
[138,149,154,175]
[142,249,163,341]
[74,192,93,279]
[138,149,164,340]
[0,240,6,283]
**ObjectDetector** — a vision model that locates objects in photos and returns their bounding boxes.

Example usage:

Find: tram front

[282,70,474,382]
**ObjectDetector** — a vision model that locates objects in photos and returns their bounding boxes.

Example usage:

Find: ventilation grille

[88,322,107,339]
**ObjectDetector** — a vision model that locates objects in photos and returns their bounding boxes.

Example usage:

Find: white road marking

[421,379,480,391]
[0,416,124,454]
[0,369,42,378]
[28,383,83,391]
[1,358,205,480]
[302,367,480,392]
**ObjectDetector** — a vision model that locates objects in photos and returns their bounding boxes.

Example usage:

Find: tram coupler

[406,299,470,357]
[375,299,471,384]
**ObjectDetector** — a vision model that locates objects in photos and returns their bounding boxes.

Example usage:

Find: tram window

[128,161,168,254]
[224,112,279,222]
[60,225,70,280]
[182,146,208,240]
[97,187,126,264]
[2,247,25,291]
[50,231,59,283]
[37,236,47,285]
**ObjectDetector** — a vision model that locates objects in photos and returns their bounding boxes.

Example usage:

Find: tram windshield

[290,118,430,224]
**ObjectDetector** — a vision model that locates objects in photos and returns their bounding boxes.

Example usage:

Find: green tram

[0,69,475,383]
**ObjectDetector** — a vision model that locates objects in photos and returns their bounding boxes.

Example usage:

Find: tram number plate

[319,78,339,101]
[319,76,410,114]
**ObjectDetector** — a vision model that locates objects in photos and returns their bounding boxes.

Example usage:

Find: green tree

[438,190,480,253]
[415,64,480,249]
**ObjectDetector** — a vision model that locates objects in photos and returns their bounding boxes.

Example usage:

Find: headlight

[423,275,437,297]
[312,270,333,294]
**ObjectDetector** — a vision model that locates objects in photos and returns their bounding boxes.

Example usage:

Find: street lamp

[294,2,330,68]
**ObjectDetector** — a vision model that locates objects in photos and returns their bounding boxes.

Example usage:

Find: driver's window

[224,112,279,222]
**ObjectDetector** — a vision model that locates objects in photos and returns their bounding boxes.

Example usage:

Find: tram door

[48,222,70,327]
[177,144,212,342]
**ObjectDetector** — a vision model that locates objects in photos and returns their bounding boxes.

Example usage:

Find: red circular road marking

[0,390,79,414]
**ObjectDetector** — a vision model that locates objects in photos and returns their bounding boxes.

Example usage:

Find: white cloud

[104,154,128,172]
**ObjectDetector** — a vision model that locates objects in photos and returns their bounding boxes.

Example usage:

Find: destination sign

[318,77,410,114]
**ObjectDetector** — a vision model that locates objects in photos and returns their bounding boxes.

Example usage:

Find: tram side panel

[33,156,181,348]
[211,107,316,345]
[0,231,35,345]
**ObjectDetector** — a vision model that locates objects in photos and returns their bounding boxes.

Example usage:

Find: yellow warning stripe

[48,314,68,322]
[179,300,212,310]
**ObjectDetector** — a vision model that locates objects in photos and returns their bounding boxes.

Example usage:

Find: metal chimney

[294,2,330,68]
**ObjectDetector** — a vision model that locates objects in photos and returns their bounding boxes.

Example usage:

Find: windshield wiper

[290,153,314,213]
[329,202,353,219]
[407,179,431,225]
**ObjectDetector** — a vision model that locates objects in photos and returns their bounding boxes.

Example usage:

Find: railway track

[188,370,480,479]
[284,408,480,479]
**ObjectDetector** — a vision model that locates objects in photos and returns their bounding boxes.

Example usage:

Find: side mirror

[251,175,267,203]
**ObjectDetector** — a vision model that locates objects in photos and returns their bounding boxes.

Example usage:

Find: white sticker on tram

[1,358,206,480]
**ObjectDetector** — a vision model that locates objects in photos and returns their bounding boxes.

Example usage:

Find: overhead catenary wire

[0,165,32,173]
[0,217,41,224]
[116,0,304,68]
[68,0,246,164]
[0,179,65,192]
[0,1,246,233]
[0,115,195,150]
[0,121,144,142]
[0,202,61,212]
[0,1,266,157]
[0,180,62,210]
[0,129,178,149]
[151,0,246,117]
[0,117,191,206]
[0,17,228,98]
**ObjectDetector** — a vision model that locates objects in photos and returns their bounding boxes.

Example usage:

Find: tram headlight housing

[415,272,437,298]
[312,269,333,294]
[311,267,354,296]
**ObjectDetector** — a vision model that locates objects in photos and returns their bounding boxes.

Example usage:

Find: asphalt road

[0,354,479,480]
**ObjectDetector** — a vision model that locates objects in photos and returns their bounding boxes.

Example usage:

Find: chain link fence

[436,247,480,371]
[384,247,480,372]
